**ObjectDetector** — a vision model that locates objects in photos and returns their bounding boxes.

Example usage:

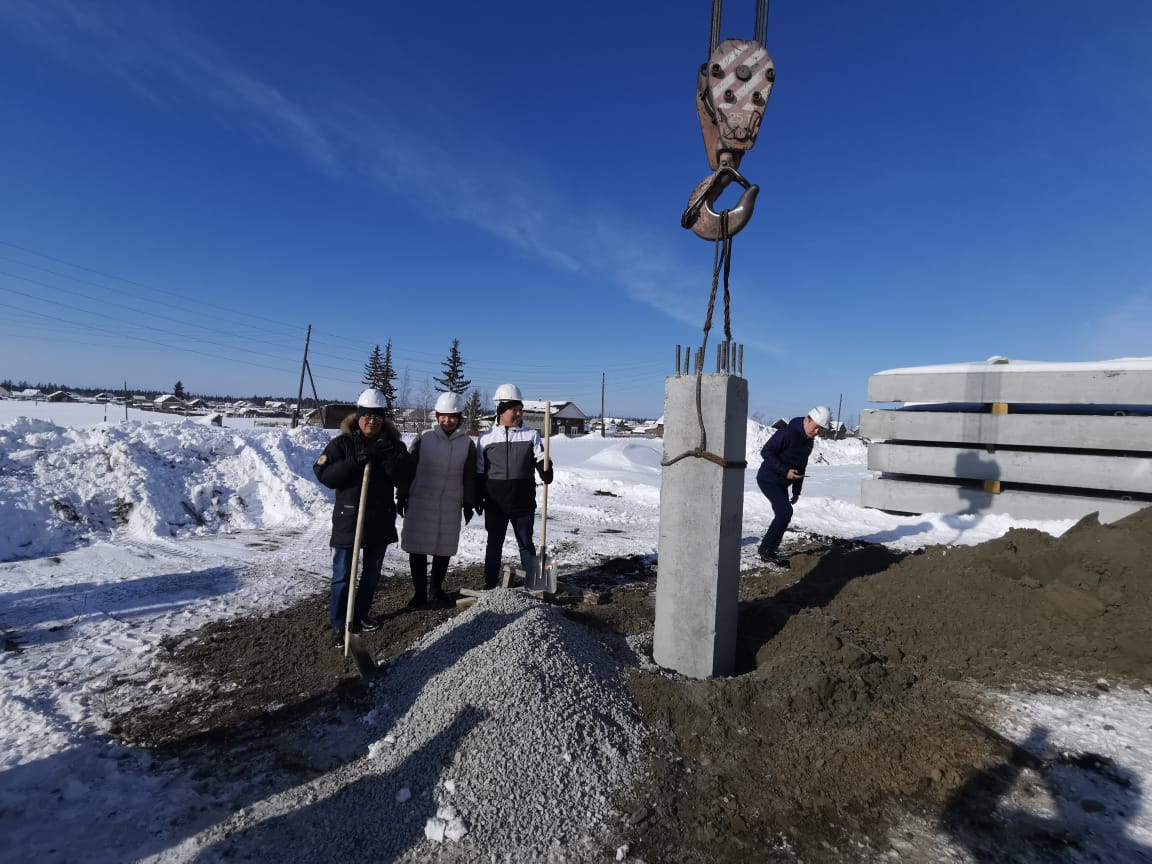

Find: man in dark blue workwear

[756,405,830,564]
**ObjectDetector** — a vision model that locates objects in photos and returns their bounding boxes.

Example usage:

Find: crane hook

[681,165,760,240]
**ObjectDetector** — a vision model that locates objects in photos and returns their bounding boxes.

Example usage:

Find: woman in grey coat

[398,391,477,606]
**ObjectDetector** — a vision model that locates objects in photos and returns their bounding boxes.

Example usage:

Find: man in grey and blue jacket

[476,383,553,588]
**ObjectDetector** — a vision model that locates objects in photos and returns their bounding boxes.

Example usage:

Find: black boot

[430,556,452,602]
[408,554,428,607]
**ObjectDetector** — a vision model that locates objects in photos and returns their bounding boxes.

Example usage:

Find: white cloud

[0,0,736,329]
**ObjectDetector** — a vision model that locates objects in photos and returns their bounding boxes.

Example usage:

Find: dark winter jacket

[756,416,813,496]
[312,414,414,548]
[477,422,553,515]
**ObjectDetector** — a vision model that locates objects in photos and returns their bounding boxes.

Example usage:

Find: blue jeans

[330,545,388,629]
[757,476,793,555]
[483,505,536,588]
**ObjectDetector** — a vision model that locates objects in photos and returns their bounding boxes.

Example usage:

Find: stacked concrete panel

[860,357,1152,524]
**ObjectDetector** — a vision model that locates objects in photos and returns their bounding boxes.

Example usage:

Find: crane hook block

[682,166,759,240]
[696,39,775,172]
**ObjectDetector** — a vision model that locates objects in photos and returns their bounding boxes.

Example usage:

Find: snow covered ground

[1,399,1149,862]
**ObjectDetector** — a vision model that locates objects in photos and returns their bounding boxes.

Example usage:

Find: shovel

[525,402,556,594]
[343,461,377,678]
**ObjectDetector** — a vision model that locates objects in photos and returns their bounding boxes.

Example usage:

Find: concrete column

[653,373,748,678]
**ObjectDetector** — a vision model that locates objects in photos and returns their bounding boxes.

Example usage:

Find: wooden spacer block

[455,597,479,611]
[983,479,1002,494]
[991,402,1008,415]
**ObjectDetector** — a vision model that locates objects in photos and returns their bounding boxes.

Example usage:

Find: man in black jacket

[756,405,830,563]
[313,389,413,644]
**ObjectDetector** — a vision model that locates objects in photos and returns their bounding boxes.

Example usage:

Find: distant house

[154,394,183,410]
[821,419,849,440]
[92,392,114,402]
[0,385,10,399]
[184,398,207,409]
[16,388,42,400]
[45,391,75,403]
[521,400,590,436]
[313,403,356,430]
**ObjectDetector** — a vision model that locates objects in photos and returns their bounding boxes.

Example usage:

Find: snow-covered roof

[521,400,590,420]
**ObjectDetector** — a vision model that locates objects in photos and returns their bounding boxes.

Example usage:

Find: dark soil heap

[625,507,1152,863]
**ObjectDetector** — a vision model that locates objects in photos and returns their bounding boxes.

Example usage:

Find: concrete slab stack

[860,357,1152,524]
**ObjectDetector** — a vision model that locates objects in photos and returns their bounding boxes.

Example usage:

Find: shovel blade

[344,631,377,678]
[524,553,556,594]
[523,555,547,592]
[541,554,556,594]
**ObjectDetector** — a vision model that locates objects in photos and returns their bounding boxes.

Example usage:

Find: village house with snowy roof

[520,400,590,436]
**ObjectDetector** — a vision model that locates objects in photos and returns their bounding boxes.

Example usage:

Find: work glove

[463,506,474,525]
[396,496,408,517]
[381,441,415,488]
[354,437,377,466]
[790,493,800,505]
[537,462,554,485]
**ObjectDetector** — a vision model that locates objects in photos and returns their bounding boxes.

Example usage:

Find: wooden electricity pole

[601,372,606,437]
[292,325,312,429]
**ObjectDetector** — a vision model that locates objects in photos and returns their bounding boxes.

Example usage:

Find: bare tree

[397,367,412,413]
[465,389,482,434]
[420,377,435,425]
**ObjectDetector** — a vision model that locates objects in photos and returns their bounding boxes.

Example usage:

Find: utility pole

[123,380,128,422]
[601,372,606,438]
[836,393,843,432]
[291,325,311,429]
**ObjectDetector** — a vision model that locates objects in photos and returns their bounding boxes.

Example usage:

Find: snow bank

[0,417,334,561]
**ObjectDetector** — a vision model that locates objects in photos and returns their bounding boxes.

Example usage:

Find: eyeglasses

[360,413,385,422]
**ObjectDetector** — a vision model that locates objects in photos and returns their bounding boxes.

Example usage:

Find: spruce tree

[173,381,185,399]
[362,343,398,416]
[363,345,386,390]
[433,338,471,395]
[380,340,398,415]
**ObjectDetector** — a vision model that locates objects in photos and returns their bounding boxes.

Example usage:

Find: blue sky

[1,1,1150,422]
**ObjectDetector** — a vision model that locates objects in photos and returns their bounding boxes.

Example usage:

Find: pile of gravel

[187,590,650,862]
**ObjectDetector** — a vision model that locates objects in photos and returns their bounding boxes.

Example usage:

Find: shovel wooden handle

[541,402,550,553]
[345,460,371,656]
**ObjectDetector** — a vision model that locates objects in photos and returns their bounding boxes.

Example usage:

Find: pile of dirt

[104,508,1152,863]
[831,508,1152,685]
[623,507,1152,863]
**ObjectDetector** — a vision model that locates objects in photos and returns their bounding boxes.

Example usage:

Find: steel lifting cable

[661,212,747,470]
[662,0,771,471]
[709,0,770,53]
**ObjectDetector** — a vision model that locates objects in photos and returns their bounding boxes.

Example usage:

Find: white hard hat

[356,388,388,409]
[434,392,466,414]
[492,383,523,404]
[807,405,832,429]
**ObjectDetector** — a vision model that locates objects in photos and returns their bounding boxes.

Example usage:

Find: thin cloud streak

[0,0,723,330]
